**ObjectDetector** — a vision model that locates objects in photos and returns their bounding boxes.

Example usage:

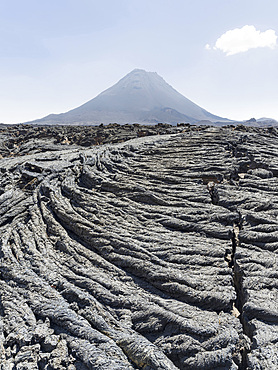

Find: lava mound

[0,125,277,369]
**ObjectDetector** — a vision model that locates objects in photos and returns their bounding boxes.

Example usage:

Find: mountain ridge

[24,69,231,125]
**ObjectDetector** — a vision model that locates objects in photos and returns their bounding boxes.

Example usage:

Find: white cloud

[209,25,277,56]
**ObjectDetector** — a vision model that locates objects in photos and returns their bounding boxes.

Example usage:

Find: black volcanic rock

[0,124,278,369]
[25,69,230,125]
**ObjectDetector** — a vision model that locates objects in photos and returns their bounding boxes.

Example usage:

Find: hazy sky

[1,0,278,123]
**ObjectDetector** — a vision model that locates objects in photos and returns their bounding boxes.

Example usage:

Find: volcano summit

[26,69,230,125]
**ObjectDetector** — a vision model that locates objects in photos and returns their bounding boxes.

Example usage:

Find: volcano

[26,69,230,125]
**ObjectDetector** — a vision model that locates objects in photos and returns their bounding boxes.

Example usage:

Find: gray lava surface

[0,124,277,369]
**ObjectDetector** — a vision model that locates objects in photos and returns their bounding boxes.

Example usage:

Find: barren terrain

[0,124,277,369]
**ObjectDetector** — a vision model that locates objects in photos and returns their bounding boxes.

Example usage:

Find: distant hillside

[25,69,230,125]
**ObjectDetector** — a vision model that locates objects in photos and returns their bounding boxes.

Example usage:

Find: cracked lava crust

[0,124,277,369]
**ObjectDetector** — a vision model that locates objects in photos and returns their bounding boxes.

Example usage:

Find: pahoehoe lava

[0,124,277,369]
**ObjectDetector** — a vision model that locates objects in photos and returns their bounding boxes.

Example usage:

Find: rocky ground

[0,123,277,369]
[0,123,181,158]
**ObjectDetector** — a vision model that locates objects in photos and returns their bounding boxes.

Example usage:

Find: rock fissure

[206,175,252,369]
[231,216,252,370]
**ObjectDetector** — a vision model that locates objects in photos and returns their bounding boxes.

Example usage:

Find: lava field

[0,124,277,369]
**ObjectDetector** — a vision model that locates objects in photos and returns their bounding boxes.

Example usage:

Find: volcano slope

[0,125,277,369]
